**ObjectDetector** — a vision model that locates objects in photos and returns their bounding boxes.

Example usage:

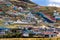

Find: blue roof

[0,26,10,30]
[36,12,54,23]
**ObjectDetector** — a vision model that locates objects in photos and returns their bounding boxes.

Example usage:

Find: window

[51,35,53,37]
[45,35,49,38]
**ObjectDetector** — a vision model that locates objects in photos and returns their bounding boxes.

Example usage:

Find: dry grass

[0,38,59,40]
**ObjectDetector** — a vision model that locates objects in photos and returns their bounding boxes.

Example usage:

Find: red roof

[43,32,54,34]
[43,12,56,21]
[0,2,4,4]
[0,9,2,12]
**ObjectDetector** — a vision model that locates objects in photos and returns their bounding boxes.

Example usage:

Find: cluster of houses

[0,26,59,38]
[0,0,60,38]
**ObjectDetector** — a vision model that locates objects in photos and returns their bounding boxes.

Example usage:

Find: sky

[31,0,60,7]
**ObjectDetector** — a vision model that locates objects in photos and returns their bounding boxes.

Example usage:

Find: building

[43,31,57,38]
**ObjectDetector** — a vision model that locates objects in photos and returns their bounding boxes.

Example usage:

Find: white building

[53,10,59,16]
[53,10,60,20]
[26,12,35,22]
